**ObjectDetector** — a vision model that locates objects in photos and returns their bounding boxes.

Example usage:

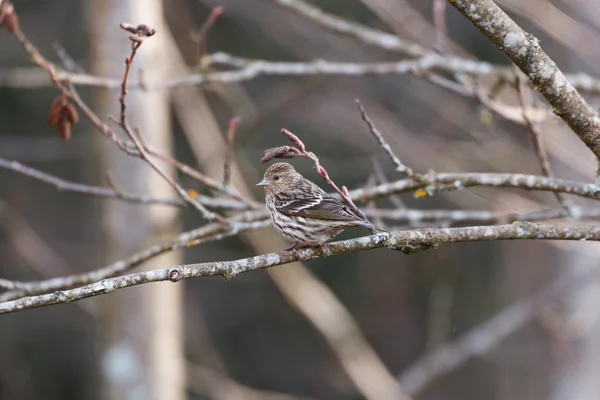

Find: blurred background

[2,0,600,399]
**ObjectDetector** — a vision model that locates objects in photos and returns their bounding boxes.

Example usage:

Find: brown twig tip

[193,5,224,63]
[0,0,18,33]
[207,6,224,26]
[280,128,306,152]
[119,23,156,43]
[227,116,240,132]
[261,146,301,163]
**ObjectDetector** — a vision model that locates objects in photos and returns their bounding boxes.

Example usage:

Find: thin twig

[515,70,574,213]
[192,5,224,64]
[144,145,256,206]
[356,99,423,180]
[0,156,189,207]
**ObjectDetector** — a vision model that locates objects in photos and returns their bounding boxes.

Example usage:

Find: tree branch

[2,223,600,314]
[448,0,600,163]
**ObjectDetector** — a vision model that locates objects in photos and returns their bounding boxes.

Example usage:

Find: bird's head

[256,162,299,194]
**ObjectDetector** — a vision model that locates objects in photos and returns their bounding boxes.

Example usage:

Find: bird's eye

[273,175,280,180]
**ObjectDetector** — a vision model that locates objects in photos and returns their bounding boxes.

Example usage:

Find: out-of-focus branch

[222,117,239,188]
[3,223,600,314]
[398,253,600,396]
[448,0,600,163]
[0,198,97,316]
[0,156,251,210]
[0,156,184,207]
[271,0,428,55]
[4,52,600,96]
[187,363,316,400]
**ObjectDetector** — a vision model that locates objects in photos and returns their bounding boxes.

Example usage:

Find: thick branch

[448,0,600,161]
[2,223,600,314]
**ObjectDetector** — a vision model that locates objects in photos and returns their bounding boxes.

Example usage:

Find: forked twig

[116,23,223,222]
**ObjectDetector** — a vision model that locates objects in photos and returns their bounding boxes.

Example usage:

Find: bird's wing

[274,189,364,222]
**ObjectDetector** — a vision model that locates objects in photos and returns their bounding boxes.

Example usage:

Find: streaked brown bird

[257,162,376,251]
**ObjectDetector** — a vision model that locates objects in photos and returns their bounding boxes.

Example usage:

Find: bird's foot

[283,242,302,256]
[311,243,326,256]
[283,242,326,256]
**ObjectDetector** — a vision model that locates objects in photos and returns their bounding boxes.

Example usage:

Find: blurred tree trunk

[550,251,600,400]
[88,1,185,399]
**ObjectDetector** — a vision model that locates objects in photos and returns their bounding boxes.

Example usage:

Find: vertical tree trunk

[551,252,600,400]
[88,1,185,399]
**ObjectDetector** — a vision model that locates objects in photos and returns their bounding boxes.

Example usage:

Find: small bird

[257,162,376,251]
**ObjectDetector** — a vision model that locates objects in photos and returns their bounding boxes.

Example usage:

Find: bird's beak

[256,178,269,187]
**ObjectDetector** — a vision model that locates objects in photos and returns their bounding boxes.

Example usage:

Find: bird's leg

[283,242,301,255]
[283,242,298,251]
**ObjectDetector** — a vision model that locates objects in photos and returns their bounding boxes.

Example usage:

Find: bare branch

[0,156,251,210]
[0,156,184,207]
[356,100,422,179]
[2,223,600,314]
[349,172,600,204]
[187,362,317,400]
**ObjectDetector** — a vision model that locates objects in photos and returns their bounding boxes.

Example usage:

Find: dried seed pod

[280,128,306,152]
[261,146,301,164]
[48,95,78,141]
[56,120,72,141]
[64,103,79,124]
